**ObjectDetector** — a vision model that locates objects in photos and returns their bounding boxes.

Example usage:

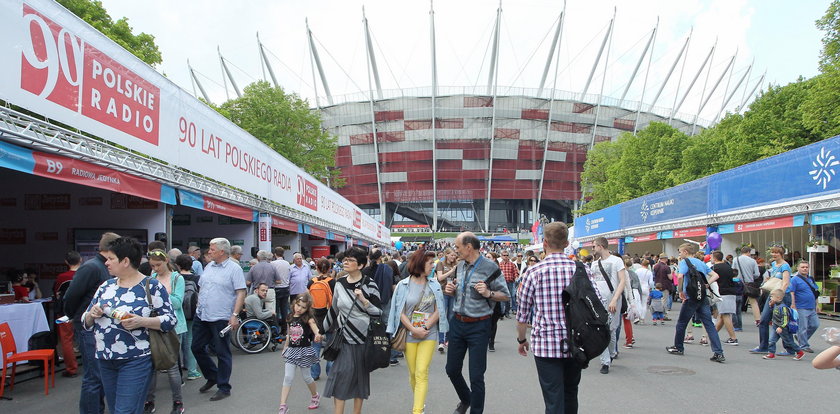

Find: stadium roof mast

[187,59,212,104]
[362,7,386,223]
[257,32,279,88]
[619,19,657,108]
[218,46,242,99]
[714,58,753,123]
[649,28,691,112]
[363,7,384,100]
[430,0,439,232]
[306,19,333,107]
[588,8,616,151]
[670,40,716,122]
[633,17,659,135]
[580,11,614,101]
[738,69,765,113]
[536,2,566,223]
[692,49,736,135]
[484,1,502,233]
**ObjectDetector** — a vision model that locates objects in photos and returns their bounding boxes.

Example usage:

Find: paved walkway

[3,305,839,413]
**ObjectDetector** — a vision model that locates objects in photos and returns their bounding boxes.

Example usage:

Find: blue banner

[811,210,840,225]
[178,189,205,210]
[0,140,36,173]
[710,135,840,213]
[160,185,176,205]
[575,205,622,237]
[659,230,674,239]
[621,178,709,228]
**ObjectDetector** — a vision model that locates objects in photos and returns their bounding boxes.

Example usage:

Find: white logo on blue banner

[640,200,650,222]
[810,147,839,190]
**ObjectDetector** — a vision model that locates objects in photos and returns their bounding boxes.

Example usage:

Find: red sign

[332,234,346,242]
[296,175,318,211]
[310,227,328,239]
[31,152,162,202]
[259,220,270,243]
[271,216,298,232]
[632,233,659,242]
[392,224,430,228]
[353,210,362,229]
[204,197,253,222]
[608,239,619,245]
[673,227,707,238]
[734,216,794,233]
[21,4,160,145]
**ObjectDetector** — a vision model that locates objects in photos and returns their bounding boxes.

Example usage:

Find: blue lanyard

[459,256,484,296]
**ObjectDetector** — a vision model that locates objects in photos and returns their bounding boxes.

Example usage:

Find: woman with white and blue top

[388,248,448,414]
[144,249,187,414]
[751,246,792,354]
[83,238,176,414]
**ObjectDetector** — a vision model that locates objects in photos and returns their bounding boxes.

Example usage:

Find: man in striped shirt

[516,222,600,414]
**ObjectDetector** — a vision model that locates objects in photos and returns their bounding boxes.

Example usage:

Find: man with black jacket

[63,232,119,414]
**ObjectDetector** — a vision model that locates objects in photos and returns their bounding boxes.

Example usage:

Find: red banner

[673,227,707,238]
[31,152,163,202]
[310,227,328,239]
[734,216,794,233]
[632,233,659,242]
[296,175,318,211]
[392,224,430,228]
[332,234,346,242]
[203,197,253,222]
[271,216,298,232]
[608,238,619,245]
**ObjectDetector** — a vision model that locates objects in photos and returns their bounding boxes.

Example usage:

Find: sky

[99,0,831,125]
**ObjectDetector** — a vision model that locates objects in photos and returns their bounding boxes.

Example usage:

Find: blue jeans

[445,317,491,414]
[534,357,581,414]
[796,308,820,349]
[439,295,454,344]
[275,287,290,334]
[504,281,517,314]
[758,294,791,351]
[768,327,799,353]
[98,355,152,414]
[310,332,333,379]
[76,321,104,414]
[733,295,743,329]
[191,318,234,393]
[181,321,200,376]
[673,298,723,355]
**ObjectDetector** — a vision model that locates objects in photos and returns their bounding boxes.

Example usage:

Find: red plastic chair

[0,322,55,397]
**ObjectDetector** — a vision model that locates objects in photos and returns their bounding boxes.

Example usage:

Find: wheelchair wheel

[233,318,271,354]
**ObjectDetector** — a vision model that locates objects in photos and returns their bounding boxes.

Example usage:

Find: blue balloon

[395,241,404,250]
[707,232,722,250]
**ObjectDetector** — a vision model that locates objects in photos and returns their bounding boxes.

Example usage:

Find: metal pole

[649,28,690,112]
[738,70,766,112]
[581,18,612,101]
[693,47,734,135]
[486,1,502,95]
[714,61,751,123]
[667,29,693,124]
[258,33,279,88]
[619,22,656,107]
[430,0,439,232]
[218,46,229,101]
[218,48,242,98]
[716,49,738,121]
[536,3,565,219]
[738,62,754,112]
[363,7,383,100]
[538,10,564,96]
[306,19,322,109]
[307,20,333,105]
[588,9,615,151]
[634,18,658,134]
[364,12,386,221]
[671,42,714,120]
[484,3,502,232]
[188,60,212,104]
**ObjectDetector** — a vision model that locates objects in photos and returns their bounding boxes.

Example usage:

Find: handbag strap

[597,259,616,293]
[144,277,158,317]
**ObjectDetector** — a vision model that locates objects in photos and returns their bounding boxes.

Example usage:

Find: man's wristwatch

[517,337,527,344]
[489,291,495,299]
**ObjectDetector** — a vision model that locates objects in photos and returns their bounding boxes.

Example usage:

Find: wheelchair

[232,315,285,354]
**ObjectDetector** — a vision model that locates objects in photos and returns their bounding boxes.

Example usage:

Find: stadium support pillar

[218,47,242,99]
[671,42,715,120]
[363,7,383,100]
[619,21,656,107]
[581,11,613,101]
[537,5,565,222]
[649,28,691,112]
[307,19,333,106]
[715,59,752,123]
[588,9,615,151]
[693,48,735,135]
[363,10,386,221]
[738,70,765,113]
[633,18,658,135]
[484,3,502,232]
[257,33,279,88]
[188,60,212,104]
[430,0,439,232]
[538,1,565,96]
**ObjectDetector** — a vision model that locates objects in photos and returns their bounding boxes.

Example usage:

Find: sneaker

[171,401,184,414]
[199,380,216,393]
[308,393,321,409]
[278,404,288,414]
[684,335,695,343]
[763,353,776,359]
[453,401,470,414]
[734,328,743,332]
[143,402,156,414]
[710,353,726,363]
[663,316,672,321]
[488,343,495,352]
[699,336,709,346]
[389,359,399,366]
[725,338,739,346]
[209,390,230,401]
[186,371,202,380]
[652,321,657,326]
[438,343,446,354]
[793,351,806,361]
[802,347,814,353]
[777,351,793,357]
[749,347,767,354]
[599,364,609,374]
[692,322,702,328]
[666,346,684,355]
[623,343,633,349]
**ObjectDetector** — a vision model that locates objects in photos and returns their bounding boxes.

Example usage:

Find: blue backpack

[787,307,799,334]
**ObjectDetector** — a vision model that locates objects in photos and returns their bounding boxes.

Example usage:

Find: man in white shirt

[270,246,291,334]
[592,237,629,374]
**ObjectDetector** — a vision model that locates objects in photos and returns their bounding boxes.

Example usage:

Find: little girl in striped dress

[279,292,323,414]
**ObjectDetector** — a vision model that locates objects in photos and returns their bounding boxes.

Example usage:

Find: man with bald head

[444,232,510,414]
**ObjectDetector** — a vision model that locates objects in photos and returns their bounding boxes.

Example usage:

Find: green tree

[217,81,343,187]
[817,0,840,71]
[58,0,162,66]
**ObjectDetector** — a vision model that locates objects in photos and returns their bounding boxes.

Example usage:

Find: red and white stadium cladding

[322,93,690,207]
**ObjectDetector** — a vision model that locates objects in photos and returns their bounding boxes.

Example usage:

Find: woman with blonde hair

[434,247,458,353]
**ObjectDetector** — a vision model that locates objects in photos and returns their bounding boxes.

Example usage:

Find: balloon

[579,248,590,257]
[572,240,581,250]
[707,232,722,250]
[394,241,404,250]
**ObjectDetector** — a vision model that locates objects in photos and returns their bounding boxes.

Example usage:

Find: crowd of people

[17,225,837,414]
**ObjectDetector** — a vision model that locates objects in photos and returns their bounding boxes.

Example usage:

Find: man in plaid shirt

[516,222,600,414]
[499,250,520,318]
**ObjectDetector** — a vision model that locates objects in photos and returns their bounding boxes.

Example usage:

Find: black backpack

[562,261,611,368]
[54,280,72,317]
[181,274,199,321]
[684,259,708,301]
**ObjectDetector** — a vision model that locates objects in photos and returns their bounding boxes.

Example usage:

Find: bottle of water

[219,324,233,337]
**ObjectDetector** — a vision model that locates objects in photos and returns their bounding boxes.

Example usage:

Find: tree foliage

[57,0,162,66]
[216,81,343,187]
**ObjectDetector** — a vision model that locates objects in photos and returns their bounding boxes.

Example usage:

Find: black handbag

[144,277,180,370]
[348,279,390,373]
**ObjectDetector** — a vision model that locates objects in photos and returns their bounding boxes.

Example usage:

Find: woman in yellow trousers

[387,248,448,414]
